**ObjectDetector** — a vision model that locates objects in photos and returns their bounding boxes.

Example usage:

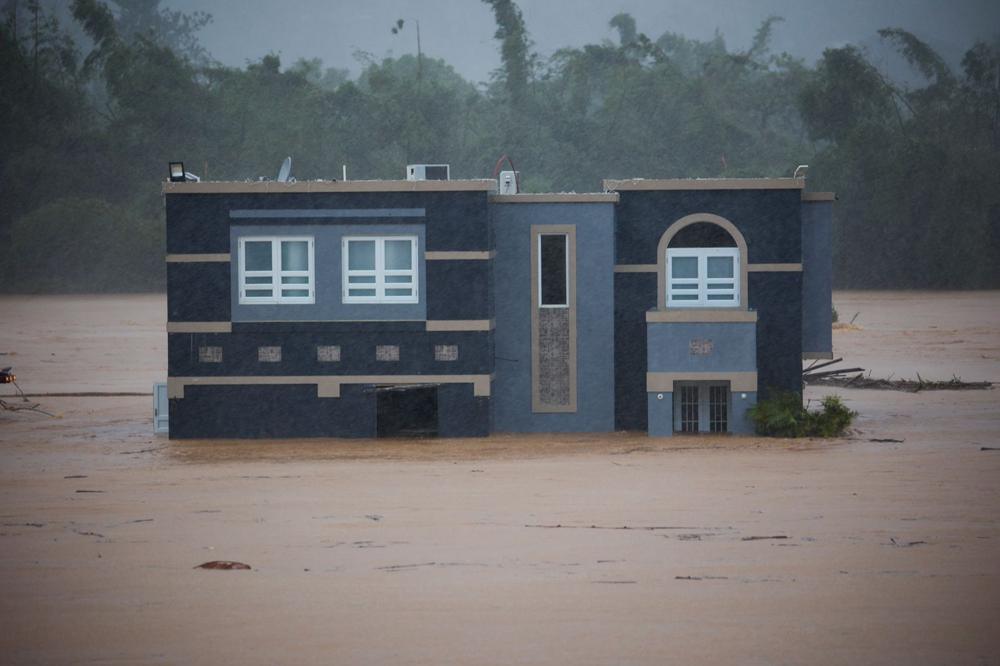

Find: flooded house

[161,163,834,438]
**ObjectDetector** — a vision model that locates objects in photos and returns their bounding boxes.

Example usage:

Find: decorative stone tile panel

[376,345,399,362]
[689,338,714,356]
[538,308,570,406]
[434,344,458,361]
[317,345,341,362]
[258,346,282,362]
[198,346,223,363]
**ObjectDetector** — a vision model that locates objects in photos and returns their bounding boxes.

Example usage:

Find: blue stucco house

[162,167,833,438]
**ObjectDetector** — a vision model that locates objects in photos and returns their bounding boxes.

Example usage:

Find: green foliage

[748,393,856,438]
[1,0,997,293]
[803,34,1000,288]
[482,0,531,107]
[10,198,163,292]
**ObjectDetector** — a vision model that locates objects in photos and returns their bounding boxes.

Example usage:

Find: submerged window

[343,237,418,303]
[666,247,740,307]
[238,237,314,304]
[538,233,568,307]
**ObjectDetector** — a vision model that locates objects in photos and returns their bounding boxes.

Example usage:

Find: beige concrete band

[163,179,497,194]
[613,264,658,273]
[646,309,758,323]
[166,253,231,263]
[605,178,804,191]
[168,374,493,399]
[619,262,801,274]
[425,320,495,331]
[166,322,232,333]
[647,372,758,393]
[424,251,494,260]
[530,224,578,413]
[747,263,802,272]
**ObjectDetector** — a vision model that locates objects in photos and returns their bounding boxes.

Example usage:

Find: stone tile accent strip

[434,345,459,361]
[198,346,223,363]
[689,339,714,355]
[258,346,282,362]
[376,345,399,362]
[317,345,341,362]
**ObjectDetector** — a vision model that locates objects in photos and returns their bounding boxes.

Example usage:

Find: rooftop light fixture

[168,162,186,182]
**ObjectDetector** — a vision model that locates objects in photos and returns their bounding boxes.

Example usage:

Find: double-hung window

[238,237,315,304]
[666,247,740,307]
[342,236,418,303]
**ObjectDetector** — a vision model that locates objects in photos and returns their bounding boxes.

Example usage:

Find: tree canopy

[1,0,997,291]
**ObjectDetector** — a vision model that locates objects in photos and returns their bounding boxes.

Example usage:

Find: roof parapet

[162,179,498,194]
[603,177,806,191]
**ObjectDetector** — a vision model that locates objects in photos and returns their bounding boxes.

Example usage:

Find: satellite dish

[277,156,292,182]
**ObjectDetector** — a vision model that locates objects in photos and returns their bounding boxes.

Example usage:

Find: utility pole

[416,19,422,82]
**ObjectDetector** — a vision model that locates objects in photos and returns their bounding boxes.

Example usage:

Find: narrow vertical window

[538,234,568,307]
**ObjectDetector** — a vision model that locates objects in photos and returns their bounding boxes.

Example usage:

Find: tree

[482,0,531,108]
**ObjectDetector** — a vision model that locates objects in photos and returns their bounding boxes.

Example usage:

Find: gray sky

[164,0,999,81]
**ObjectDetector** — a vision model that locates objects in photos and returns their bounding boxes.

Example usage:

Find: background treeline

[1,0,998,292]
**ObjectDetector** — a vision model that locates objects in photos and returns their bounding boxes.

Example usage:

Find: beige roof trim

[802,192,837,202]
[647,371,758,392]
[169,374,492,399]
[490,193,619,203]
[604,178,805,191]
[163,179,497,194]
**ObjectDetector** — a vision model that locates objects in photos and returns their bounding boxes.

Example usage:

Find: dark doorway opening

[376,386,438,438]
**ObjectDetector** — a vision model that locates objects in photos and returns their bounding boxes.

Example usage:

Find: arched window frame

[655,213,749,311]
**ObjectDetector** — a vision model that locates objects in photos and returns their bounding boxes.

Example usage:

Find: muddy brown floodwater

[1,291,998,664]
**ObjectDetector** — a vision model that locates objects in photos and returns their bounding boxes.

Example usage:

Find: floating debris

[195,561,251,570]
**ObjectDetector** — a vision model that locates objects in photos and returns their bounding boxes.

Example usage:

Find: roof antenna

[793,164,809,179]
[277,156,293,182]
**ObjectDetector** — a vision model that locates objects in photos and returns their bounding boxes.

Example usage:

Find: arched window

[655,214,748,311]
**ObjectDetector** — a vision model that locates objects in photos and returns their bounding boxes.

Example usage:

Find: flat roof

[162,179,498,194]
[603,178,806,191]
[489,193,619,203]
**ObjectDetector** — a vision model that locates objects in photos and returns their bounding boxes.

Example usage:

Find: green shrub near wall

[749,392,856,438]
[8,199,164,293]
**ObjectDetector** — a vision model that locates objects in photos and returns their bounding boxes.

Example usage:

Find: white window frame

[238,236,315,305]
[666,247,740,308]
[537,233,569,309]
[342,236,419,304]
